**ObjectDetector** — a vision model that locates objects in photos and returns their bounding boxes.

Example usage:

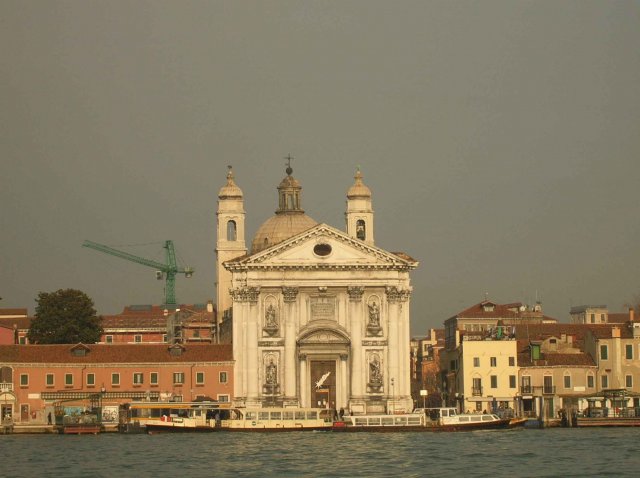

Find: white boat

[334,407,520,432]
[220,407,334,432]
[125,401,228,432]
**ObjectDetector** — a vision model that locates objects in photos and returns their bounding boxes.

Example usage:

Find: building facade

[217,166,418,414]
[0,343,233,424]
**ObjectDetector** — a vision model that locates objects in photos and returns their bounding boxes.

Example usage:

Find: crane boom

[82,239,194,305]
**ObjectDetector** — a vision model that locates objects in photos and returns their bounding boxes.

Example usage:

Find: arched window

[356,220,366,240]
[227,220,237,241]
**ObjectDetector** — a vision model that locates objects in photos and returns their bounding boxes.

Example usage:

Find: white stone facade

[216,168,417,414]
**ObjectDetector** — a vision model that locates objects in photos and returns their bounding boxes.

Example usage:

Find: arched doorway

[297,323,350,410]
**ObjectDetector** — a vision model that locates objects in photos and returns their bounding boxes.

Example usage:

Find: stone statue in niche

[266,359,278,385]
[368,301,380,327]
[366,300,382,336]
[369,356,383,385]
[263,304,279,336]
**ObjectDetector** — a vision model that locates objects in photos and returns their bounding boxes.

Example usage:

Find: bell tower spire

[216,166,246,335]
[345,167,374,245]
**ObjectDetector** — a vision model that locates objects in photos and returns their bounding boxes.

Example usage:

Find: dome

[251,163,317,253]
[347,169,371,198]
[218,167,243,199]
[251,213,318,253]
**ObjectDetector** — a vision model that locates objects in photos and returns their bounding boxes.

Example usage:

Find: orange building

[99,303,217,344]
[0,343,233,424]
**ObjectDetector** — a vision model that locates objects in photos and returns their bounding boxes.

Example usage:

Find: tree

[28,289,103,344]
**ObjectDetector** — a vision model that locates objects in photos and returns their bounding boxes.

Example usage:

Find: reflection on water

[2,428,638,477]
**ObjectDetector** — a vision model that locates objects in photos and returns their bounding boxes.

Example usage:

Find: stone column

[398,289,412,399]
[245,287,260,405]
[340,354,349,409]
[230,288,245,403]
[386,287,401,404]
[348,286,365,399]
[299,353,307,407]
[283,286,299,404]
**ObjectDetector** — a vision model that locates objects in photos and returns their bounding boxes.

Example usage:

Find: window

[473,357,480,367]
[19,336,26,344]
[134,335,142,343]
[111,373,120,386]
[601,375,608,389]
[65,374,73,386]
[133,373,144,385]
[509,375,516,388]
[600,314,605,323]
[20,374,28,386]
[86,373,95,386]
[600,345,608,360]
[219,372,228,384]
[626,375,633,388]
[46,374,54,387]
[150,372,159,386]
[490,375,498,388]
[163,335,168,343]
[356,219,366,241]
[587,374,594,388]
[105,335,113,344]
[490,357,497,367]
[217,394,230,403]
[508,357,515,367]
[590,313,595,324]
[193,329,200,338]
[227,220,237,241]
[196,372,205,385]
[564,375,571,389]
[173,372,185,384]
[626,344,633,360]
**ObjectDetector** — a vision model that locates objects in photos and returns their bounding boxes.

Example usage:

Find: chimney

[630,307,635,323]
[430,328,436,342]
[612,327,620,338]
[207,300,214,313]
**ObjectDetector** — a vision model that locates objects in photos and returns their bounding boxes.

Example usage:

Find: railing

[542,385,556,395]
[0,383,13,392]
[520,385,532,394]
[471,387,483,396]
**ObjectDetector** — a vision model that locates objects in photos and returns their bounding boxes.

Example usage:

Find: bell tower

[216,166,246,332]
[345,168,374,245]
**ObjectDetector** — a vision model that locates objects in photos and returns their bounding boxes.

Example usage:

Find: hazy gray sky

[2,1,639,333]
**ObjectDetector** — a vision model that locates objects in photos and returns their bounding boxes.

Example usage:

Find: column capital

[340,354,349,361]
[385,286,411,303]
[230,286,260,303]
[282,286,299,303]
[347,286,365,301]
[298,353,307,361]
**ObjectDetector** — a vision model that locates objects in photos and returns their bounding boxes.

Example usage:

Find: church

[216,164,418,414]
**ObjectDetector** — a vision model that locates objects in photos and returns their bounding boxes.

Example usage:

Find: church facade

[216,165,418,414]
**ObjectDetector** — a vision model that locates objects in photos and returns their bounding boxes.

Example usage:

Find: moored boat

[126,401,229,432]
[219,407,334,432]
[334,407,523,432]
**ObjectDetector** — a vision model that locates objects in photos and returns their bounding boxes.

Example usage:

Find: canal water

[2,428,638,477]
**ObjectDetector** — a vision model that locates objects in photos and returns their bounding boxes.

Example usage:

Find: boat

[333,407,522,432]
[218,407,334,432]
[60,413,102,434]
[125,401,228,432]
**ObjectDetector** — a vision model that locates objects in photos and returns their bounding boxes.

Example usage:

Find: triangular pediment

[226,224,417,271]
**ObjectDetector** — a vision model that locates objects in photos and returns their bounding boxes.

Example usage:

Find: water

[2,428,639,477]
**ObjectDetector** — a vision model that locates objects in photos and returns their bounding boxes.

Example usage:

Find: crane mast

[82,240,193,305]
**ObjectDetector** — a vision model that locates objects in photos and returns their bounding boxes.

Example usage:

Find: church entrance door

[310,360,336,410]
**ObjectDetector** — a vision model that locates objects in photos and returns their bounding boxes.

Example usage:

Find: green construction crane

[82,240,194,306]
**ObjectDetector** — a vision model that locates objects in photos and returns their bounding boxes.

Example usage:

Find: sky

[2,1,639,334]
